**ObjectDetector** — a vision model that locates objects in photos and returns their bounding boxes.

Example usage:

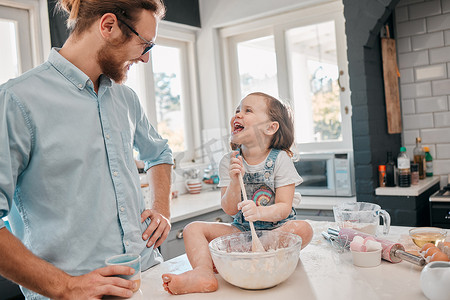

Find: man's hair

[58,0,166,36]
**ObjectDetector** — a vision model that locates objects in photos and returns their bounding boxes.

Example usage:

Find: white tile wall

[444,0,450,13]
[409,0,441,19]
[427,14,450,32]
[444,30,450,45]
[437,143,450,158]
[411,32,444,51]
[398,50,429,68]
[397,37,412,53]
[397,19,427,37]
[415,96,448,113]
[400,82,432,98]
[401,67,415,82]
[395,0,450,179]
[432,78,450,95]
[415,64,447,81]
[403,113,434,129]
[402,99,416,114]
[430,46,450,63]
[435,111,450,127]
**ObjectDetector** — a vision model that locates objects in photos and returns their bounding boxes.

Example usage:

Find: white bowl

[209,231,302,289]
[351,249,382,267]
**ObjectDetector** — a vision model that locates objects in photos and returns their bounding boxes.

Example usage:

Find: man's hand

[238,200,260,222]
[141,209,171,248]
[62,265,136,300]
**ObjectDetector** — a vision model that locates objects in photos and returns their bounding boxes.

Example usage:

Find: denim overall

[231,148,297,231]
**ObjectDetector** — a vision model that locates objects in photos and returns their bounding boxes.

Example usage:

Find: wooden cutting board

[381,37,402,134]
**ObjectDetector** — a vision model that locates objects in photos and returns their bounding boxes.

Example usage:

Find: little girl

[162,92,313,295]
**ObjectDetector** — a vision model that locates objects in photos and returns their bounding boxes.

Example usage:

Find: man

[0,1,172,299]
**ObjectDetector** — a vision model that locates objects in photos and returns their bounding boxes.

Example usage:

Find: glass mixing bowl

[209,230,302,289]
[409,227,447,248]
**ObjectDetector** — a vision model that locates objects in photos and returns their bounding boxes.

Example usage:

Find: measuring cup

[333,202,391,236]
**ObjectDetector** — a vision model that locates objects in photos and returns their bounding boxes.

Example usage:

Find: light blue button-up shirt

[0,48,173,299]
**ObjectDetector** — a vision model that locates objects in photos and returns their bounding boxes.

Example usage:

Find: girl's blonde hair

[231,92,295,157]
[57,0,165,36]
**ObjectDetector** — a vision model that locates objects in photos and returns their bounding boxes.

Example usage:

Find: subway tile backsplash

[396,0,450,177]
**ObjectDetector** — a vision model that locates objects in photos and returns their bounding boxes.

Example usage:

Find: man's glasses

[117,17,155,56]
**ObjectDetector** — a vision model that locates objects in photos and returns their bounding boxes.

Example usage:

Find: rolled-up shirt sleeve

[0,88,33,229]
[131,92,173,169]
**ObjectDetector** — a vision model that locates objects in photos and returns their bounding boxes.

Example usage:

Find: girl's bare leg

[275,220,313,249]
[162,221,240,295]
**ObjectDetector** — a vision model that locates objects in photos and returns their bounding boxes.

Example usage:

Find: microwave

[294,152,354,197]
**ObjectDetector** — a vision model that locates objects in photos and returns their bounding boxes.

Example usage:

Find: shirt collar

[48,47,112,90]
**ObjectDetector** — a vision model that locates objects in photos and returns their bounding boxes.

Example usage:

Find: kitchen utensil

[420,261,450,300]
[209,230,302,289]
[409,227,447,248]
[351,249,382,268]
[185,178,202,194]
[333,202,391,235]
[105,254,141,292]
[238,173,265,252]
[327,227,426,266]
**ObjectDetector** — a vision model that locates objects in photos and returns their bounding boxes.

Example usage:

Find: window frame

[132,21,201,163]
[219,1,352,153]
[0,0,51,68]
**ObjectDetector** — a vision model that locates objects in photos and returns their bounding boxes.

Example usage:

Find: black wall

[343,0,401,203]
[47,0,201,48]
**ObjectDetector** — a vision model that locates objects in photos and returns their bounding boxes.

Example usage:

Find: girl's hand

[238,200,260,222]
[229,151,244,181]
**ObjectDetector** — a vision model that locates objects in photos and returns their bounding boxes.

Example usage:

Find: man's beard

[97,43,129,84]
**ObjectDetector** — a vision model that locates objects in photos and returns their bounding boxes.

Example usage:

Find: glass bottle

[378,165,386,187]
[385,152,396,187]
[397,147,411,187]
[424,146,433,177]
[411,163,419,185]
[413,137,426,179]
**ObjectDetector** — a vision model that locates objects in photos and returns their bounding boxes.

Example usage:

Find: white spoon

[238,173,265,252]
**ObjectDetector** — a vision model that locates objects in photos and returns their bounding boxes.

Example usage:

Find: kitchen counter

[375,176,440,196]
[171,190,355,223]
[125,221,446,300]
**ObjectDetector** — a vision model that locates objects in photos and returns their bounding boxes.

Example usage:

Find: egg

[430,251,450,262]
[424,247,440,258]
[421,243,436,253]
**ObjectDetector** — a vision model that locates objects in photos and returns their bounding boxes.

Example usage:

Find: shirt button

[87,81,92,86]
[120,207,125,212]
[126,241,130,246]
[113,171,118,177]
[105,134,110,139]
[78,83,83,88]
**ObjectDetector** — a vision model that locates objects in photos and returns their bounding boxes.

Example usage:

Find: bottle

[424,146,433,177]
[413,137,426,179]
[385,152,396,187]
[397,147,411,187]
[378,165,386,187]
[411,163,419,185]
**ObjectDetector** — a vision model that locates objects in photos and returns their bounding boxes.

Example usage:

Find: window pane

[237,36,278,99]
[287,21,342,144]
[0,19,19,84]
[151,45,185,152]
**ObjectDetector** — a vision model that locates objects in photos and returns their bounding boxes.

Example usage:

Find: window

[125,23,200,161]
[220,1,352,153]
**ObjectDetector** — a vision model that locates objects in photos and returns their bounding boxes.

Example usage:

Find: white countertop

[124,221,449,300]
[375,176,440,196]
[170,190,356,223]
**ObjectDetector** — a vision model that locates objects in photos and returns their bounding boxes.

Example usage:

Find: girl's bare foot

[162,266,218,295]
